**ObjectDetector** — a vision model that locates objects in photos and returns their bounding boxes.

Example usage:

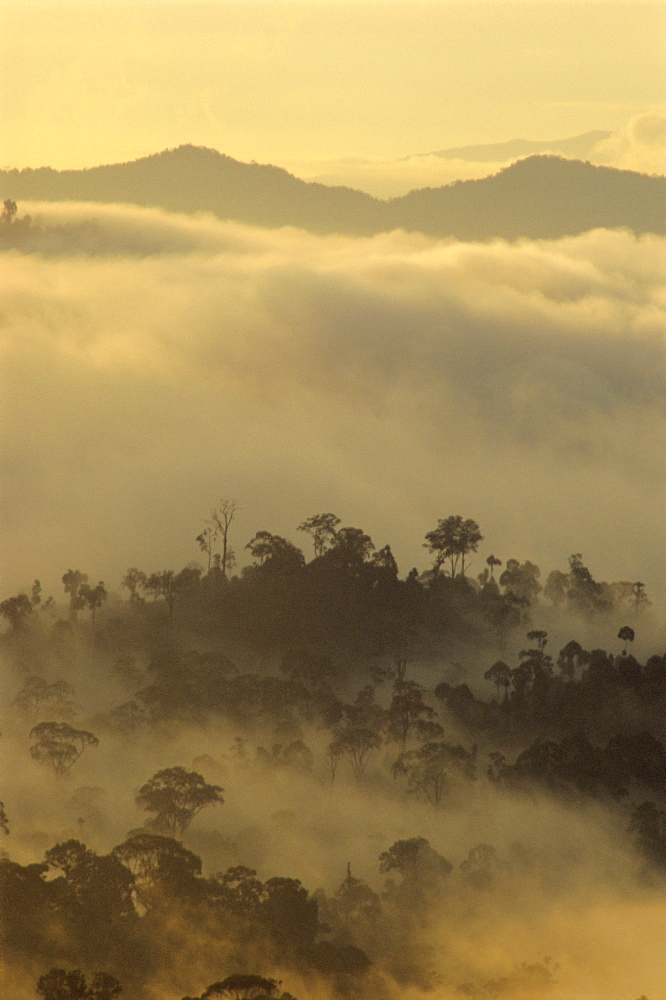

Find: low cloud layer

[1,203,664,602]
[287,112,666,197]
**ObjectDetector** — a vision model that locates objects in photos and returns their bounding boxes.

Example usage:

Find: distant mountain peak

[415,130,611,163]
[1,147,663,242]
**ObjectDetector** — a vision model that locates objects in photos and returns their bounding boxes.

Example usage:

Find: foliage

[0,799,8,834]
[136,767,224,836]
[13,676,75,722]
[0,592,33,628]
[424,515,483,579]
[36,968,121,1000]
[392,741,476,806]
[29,722,98,774]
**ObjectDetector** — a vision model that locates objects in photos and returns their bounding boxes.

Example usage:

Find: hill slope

[1,145,664,240]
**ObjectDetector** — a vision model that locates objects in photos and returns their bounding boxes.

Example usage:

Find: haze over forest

[1,1,665,999]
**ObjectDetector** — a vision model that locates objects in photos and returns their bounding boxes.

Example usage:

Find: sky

[0,0,665,606]
[1,0,664,182]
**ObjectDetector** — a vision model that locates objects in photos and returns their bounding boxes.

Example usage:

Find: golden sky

[2,0,664,171]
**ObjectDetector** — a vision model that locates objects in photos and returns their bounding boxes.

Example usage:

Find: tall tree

[29,722,98,775]
[297,513,340,558]
[0,593,32,629]
[78,581,107,625]
[210,499,239,578]
[61,570,88,621]
[136,767,224,837]
[424,516,483,579]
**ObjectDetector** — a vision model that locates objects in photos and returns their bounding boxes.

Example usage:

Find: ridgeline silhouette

[2,145,664,240]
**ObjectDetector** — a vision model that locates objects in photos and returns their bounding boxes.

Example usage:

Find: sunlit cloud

[1,204,664,602]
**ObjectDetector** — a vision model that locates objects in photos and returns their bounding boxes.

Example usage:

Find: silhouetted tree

[199,976,280,999]
[210,499,239,578]
[12,677,74,722]
[297,512,340,558]
[112,832,202,906]
[486,554,502,578]
[29,722,98,775]
[386,680,441,746]
[484,660,511,700]
[0,800,8,834]
[78,581,107,625]
[121,568,147,603]
[62,570,89,621]
[499,559,541,604]
[618,625,635,655]
[392,741,476,806]
[424,516,483,578]
[245,532,305,573]
[0,593,32,629]
[36,968,121,999]
[556,640,589,681]
[632,581,650,613]
[135,767,223,836]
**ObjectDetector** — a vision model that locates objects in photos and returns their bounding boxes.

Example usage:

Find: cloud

[1,203,664,602]
[284,154,510,199]
[591,110,666,175]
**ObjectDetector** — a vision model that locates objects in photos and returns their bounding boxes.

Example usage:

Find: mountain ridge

[2,144,664,241]
[418,130,612,162]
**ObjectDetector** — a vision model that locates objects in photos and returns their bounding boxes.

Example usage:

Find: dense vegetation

[1,509,663,999]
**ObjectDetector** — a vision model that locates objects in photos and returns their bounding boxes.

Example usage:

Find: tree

[618,625,635,655]
[210,499,239,578]
[12,676,75,722]
[78,581,107,625]
[386,680,441,746]
[196,525,215,573]
[112,832,202,901]
[44,839,135,922]
[566,554,610,613]
[379,837,452,905]
[297,512,340,558]
[486,554,502,578]
[1,198,18,224]
[328,725,381,779]
[121,568,147,603]
[424,515,483,579]
[556,640,588,681]
[0,593,32,629]
[29,722,98,775]
[61,570,89,621]
[322,526,375,575]
[143,570,176,613]
[499,559,541,604]
[392,741,476,806]
[245,532,305,573]
[632,581,651,613]
[544,569,569,607]
[199,976,280,1000]
[0,799,8,834]
[135,766,223,837]
[36,969,121,1000]
[326,863,381,931]
[484,660,511,701]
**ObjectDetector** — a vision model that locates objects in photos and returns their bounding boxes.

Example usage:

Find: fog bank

[1,204,664,601]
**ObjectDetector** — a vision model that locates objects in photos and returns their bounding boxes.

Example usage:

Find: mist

[1,202,664,604]
[285,111,666,197]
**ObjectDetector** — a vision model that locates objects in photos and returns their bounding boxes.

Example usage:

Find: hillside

[2,145,664,240]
